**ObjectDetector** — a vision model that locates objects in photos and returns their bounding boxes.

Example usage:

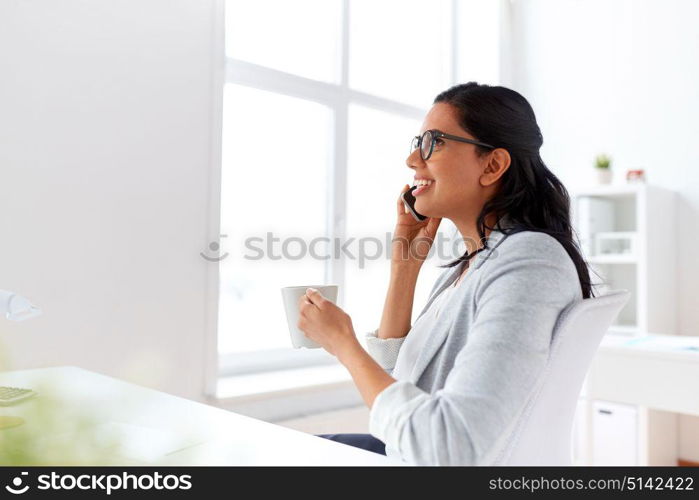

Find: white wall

[502,0,699,462]
[0,0,218,401]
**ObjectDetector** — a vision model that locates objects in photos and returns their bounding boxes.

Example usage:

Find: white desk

[580,334,699,465]
[0,366,406,466]
[588,334,699,416]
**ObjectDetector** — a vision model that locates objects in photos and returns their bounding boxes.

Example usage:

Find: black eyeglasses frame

[411,129,497,160]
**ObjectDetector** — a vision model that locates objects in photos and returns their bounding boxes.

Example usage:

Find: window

[218,0,502,378]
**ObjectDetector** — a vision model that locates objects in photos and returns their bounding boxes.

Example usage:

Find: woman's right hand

[391,184,442,270]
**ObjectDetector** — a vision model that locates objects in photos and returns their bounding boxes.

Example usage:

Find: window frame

[211,0,484,382]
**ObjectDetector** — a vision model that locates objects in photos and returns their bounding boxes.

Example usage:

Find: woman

[298,82,593,466]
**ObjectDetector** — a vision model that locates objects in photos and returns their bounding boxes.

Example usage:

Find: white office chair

[489,289,630,466]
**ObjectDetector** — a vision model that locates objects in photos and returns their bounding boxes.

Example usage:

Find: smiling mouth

[412,179,434,196]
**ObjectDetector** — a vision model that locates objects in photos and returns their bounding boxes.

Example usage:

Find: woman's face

[406,102,505,222]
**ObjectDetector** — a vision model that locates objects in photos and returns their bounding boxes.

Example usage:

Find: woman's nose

[406,149,423,170]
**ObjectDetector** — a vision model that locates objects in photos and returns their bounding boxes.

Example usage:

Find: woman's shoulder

[498,229,568,255]
[477,228,583,299]
[485,228,578,275]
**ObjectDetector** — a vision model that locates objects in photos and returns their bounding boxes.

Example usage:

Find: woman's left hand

[298,288,359,358]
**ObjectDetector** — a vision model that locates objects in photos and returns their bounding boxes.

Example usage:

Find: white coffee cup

[281,285,339,349]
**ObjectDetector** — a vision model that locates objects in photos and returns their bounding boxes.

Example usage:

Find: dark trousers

[315,433,387,456]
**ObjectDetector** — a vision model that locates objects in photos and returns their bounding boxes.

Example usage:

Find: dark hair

[434,82,594,299]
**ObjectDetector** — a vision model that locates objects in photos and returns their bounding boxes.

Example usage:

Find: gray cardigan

[364,226,582,465]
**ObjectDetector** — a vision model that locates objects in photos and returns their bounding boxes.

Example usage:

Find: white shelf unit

[571,184,676,336]
[571,184,679,465]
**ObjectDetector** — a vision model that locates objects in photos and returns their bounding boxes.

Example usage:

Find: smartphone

[401,185,428,222]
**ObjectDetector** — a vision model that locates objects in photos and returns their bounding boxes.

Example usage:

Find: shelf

[595,231,637,239]
[588,255,638,264]
[571,184,645,198]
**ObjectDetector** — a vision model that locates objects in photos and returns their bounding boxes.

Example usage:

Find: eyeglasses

[410,129,497,161]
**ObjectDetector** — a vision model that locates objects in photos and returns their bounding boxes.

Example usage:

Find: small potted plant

[594,153,613,184]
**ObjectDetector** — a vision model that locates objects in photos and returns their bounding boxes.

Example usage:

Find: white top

[391,275,462,379]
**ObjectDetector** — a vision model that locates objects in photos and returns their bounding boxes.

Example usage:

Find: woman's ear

[479,148,511,187]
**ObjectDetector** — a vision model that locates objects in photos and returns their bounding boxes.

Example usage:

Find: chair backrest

[489,289,630,466]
